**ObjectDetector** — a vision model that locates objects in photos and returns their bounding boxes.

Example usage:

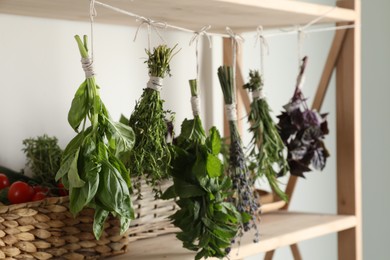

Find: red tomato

[32,191,46,201]
[8,181,35,204]
[57,183,68,196]
[0,173,10,190]
[33,185,49,194]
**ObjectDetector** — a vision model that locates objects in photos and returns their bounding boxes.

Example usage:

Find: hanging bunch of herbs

[277,57,330,177]
[217,66,260,244]
[22,134,63,187]
[243,70,289,202]
[56,35,135,239]
[127,44,178,197]
[163,80,240,259]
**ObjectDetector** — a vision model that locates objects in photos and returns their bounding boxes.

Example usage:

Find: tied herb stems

[163,79,240,259]
[243,70,289,202]
[57,35,135,239]
[217,66,260,244]
[128,44,179,197]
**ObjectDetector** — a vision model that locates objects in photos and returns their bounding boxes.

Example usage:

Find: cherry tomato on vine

[0,173,10,190]
[32,191,47,201]
[8,181,35,204]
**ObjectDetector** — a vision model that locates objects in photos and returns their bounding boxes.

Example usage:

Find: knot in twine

[252,89,265,100]
[226,27,245,45]
[189,25,212,48]
[147,76,163,92]
[191,96,200,116]
[81,57,95,78]
[225,104,237,121]
[134,16,167,43]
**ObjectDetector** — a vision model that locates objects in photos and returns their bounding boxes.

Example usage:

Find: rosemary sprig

[128,44,178,197]
[243,70,289,202]
[217,66,260,244]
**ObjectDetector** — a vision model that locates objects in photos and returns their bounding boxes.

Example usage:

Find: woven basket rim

[0,195,69,212]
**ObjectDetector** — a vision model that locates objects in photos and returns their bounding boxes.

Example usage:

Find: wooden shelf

[111,211,357,260]
[0,0,356,32]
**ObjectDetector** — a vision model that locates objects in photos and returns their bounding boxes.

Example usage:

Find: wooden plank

[112,212,357,260]
[312,29,347,111]
[335,0,362,259]
[0,0,356,32]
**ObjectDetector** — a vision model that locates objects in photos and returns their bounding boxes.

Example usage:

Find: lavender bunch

[217,66,259,244]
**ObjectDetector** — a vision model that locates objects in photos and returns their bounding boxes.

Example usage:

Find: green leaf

[120,215,131,235]
[173,179,206,198]
[69,162,100,215]
[67,148,85,188]
[93,206,109,240]
[206,127,222,155]
[206,154,222,178]
[97,160,132,219]
[68,81,88,132]
[160,185,176,200]
[107,118,135,156]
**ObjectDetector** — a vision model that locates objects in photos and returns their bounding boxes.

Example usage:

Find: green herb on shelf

[243,70,289,202]
[22,134,63,186]
[217,66,260,244]
[56,35,135,239]
[277,57,330,177]
[127,44,179,197]
[163,79,240,259]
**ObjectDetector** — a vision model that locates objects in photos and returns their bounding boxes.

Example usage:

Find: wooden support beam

[223,38,250,136]
[265,16,349,260]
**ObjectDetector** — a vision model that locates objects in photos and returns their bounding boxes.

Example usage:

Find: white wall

[0,14,199,172]
[361,0,390,259]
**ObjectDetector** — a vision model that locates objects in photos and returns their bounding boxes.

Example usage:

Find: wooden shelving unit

[0,0,361,259]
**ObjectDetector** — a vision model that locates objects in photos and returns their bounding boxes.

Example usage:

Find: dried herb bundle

[277,57,330,177]
[217,66,259,243]
[243,70,288,201]
[163,79,240,259]
[22,134,63,186]
[128,44,178,196]
[57,35,135,239]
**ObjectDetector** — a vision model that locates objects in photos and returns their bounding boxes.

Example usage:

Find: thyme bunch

[128,44,178,197]
[243,70,289,202]
[217,66,260,244]
[22,134,63,186]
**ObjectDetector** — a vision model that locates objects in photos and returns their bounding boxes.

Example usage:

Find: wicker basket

[0,197,129,259]
[129,180,178,242]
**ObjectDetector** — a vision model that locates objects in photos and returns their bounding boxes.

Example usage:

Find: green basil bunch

[56,35,135,239]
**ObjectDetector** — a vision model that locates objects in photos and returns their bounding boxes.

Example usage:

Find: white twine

[93,0,355,40]
[147,76,163,92]
[255,26,269,76]
[225,104,238,121]
[81,57,95,78]
[297,27,306,69]
[191,96,201,116]
[189,25,212,82]
[252,89,265,100]
[89,0,97,59]
[134,18,167,51]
